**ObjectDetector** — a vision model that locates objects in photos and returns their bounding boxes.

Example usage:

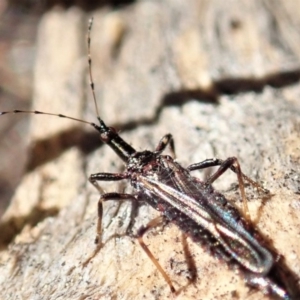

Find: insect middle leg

[188,158,268,192]
[83,172,134,266]
[89,172,130,245]
[188,157,268,221]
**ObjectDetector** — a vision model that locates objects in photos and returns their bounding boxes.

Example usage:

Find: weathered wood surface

[0,1,300,299]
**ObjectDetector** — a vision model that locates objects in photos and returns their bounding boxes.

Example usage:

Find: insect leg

[89,172,129,187]
[155,134,176,158]
[189,157,253,220]
[89,172,130,244]
[137,216,176,293]
[84,174,136,267]
[86,180,175,293]
[187,158,268,193]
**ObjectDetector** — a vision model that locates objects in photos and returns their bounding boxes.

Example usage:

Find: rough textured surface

[0,1,300,299]
[0,1,40,215]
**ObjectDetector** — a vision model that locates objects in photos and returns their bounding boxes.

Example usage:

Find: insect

[1,18,298,299]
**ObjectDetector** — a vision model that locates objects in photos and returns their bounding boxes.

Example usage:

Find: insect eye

[100,131,110,142]
[109,126,117,134]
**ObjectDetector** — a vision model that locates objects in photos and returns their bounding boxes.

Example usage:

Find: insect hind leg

[137,216,176,293]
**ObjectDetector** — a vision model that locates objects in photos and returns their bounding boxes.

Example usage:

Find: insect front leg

[137,216,176,293]
[155,133,176,158]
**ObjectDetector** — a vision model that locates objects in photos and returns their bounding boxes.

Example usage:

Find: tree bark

[0,1,300,299]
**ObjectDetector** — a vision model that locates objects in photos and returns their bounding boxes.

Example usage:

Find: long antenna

[0,110,93,126]
[87,17,101,121]
[0,18,136,162]
[0,19,99,129]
